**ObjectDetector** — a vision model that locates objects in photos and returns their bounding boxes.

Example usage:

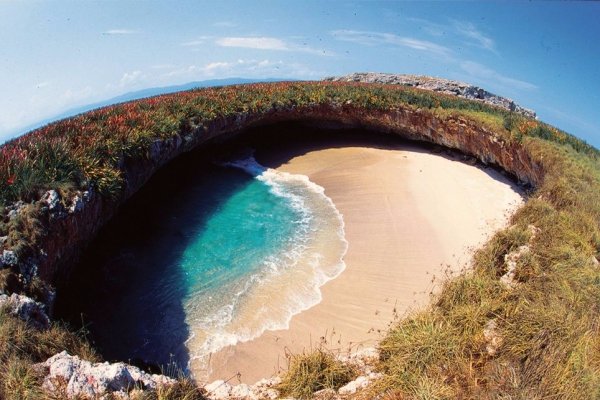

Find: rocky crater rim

[31,104,543,287]
[325,72,536,118]
[1,78,567,398]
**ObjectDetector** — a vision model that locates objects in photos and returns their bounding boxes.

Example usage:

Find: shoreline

[202,139,524,384]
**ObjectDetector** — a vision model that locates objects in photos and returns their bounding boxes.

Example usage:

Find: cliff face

[325,72,537,119]
[34,102,543,289]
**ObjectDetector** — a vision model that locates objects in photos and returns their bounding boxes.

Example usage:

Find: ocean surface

[56,151,346,379]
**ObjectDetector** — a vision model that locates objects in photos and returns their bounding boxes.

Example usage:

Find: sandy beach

[204,138,524,384]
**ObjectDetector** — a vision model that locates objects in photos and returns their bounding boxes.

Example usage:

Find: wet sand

[204,139,523,384]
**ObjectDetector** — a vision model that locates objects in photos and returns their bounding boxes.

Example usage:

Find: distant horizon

[5,76,281,141]
[5,73,543,145]
[3,2,599,147]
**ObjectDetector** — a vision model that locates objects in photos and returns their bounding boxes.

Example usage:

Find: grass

[0,305,207,399]
[0,81,598,398]
[278,347,357,399]
[0,307,97,400]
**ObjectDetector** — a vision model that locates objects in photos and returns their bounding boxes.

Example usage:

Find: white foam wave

[187,153,348,373]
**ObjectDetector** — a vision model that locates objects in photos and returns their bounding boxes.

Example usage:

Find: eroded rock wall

[31,102,543,290]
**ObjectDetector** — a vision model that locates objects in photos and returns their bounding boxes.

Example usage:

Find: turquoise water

[57,152,346,378]
[181,171,303,299]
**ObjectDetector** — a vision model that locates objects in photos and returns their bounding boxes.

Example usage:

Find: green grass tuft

[278,347,358,399]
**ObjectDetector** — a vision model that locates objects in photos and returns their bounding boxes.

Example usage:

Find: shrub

[278,347,357,399]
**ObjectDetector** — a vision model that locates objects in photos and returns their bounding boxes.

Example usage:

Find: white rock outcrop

[501,245,530,288]
[483,319,503,356]
[39,351,175,399]
[203,348,382,399]
[325,73,536,118]
[204,377,280,400]
[0,292,50,329]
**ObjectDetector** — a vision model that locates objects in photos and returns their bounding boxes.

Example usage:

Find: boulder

[205,380,233,399]
[1,249,18,267]
[338,376,370,395]
[39,351,175,399]
[43,189,67,219]
[204,376,281,400]
[483,319,503,356]
[0,292,50,329]
[501,245,530,288]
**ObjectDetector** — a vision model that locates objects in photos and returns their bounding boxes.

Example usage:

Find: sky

[2,1,599,147]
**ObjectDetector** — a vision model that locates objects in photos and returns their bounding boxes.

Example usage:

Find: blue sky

[2,1,599,147]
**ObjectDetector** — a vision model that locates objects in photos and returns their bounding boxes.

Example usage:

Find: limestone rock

[230,383,254,399]
[0,292,50,329]
[252,377,281,400]
[501,245,530,288]
[39,351,175,399]
[313,388,339,399]
[69,193,84,214]
[6,200,25,220]
[44,190,61,210]
[204,376,281,400]
[337,372,382,396]
[43,189,67,219]
[325,73,536,118]
[1,249,18,267]
[528,224,541,239]
[483,319,503,356]
[205,380,236,399]
[338,376,369,395]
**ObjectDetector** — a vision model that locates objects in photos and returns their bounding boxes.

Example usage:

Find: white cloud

[215,36,333,56]
[164,60,271,78]
[203,61,232,74]
[162,58,321,80]
[451,20,496,52]
[60,86,94,102]
[406,17,447,37]
[405,18,497,54]
[216,37,289,51]
[119,70,145,87]
[331,30,452,57]
[460,61,537,91]
[102,29,139,35]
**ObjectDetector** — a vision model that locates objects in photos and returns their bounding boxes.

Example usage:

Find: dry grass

[278,347,358,399]
[142,378,208,400]
[0,307,97,399]
[0,357,44,400]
